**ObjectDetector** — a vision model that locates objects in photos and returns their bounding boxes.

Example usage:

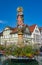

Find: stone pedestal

[18,31,24,47]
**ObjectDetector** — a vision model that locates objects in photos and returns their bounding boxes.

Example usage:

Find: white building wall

[40,30,42,45]
[23,34,32,45]
[0,25,41,46]
[31,25,41,45]
[0,27,11,45]
[10,34,18,45]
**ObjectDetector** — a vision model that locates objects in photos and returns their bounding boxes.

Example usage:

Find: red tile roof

[10,24,26,34]
[29,24,36,33]
[0,24,37,35]
[10,24,36,34]
[10,27,18,34]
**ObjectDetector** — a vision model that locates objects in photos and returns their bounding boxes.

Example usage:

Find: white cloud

[0,20,3,23]
[0,20,8,24]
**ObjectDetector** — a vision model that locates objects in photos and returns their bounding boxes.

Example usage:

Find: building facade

[0,7,41,46]
[29,25,41,45]
[39,28,42,45]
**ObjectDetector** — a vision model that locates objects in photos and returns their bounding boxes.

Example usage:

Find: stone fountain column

[18,28,24,47]
[17,7,24,47]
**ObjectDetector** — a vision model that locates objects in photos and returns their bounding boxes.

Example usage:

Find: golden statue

[17,7,23,12]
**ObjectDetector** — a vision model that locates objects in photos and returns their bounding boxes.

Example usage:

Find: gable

[24,27,30,34]
[4,27,10,31]
[3,27,11,35]
[32,25,40,35]
[29,24,36,33]
[3,30,11,35]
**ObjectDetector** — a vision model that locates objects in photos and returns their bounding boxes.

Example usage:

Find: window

[35,30,39,33]
[14,34,18,37]
[3,30,11,35]
[4,35,10,38]
[12,35,14,37]
[33,34,40,43]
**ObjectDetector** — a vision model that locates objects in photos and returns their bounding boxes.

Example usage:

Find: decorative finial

[17,7,23,12]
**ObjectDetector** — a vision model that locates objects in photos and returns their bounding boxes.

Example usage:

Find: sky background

[0,0,42,32]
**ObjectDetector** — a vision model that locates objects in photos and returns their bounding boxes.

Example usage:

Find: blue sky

[0,0,42,32]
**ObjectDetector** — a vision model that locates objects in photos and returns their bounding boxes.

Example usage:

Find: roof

[4,24,39,34]
[4,26,14,30]
[0,24,37,35]
[0,24,26,35]
[10,24,26,34]
[29,24,36,33]
[10,27,18,34]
